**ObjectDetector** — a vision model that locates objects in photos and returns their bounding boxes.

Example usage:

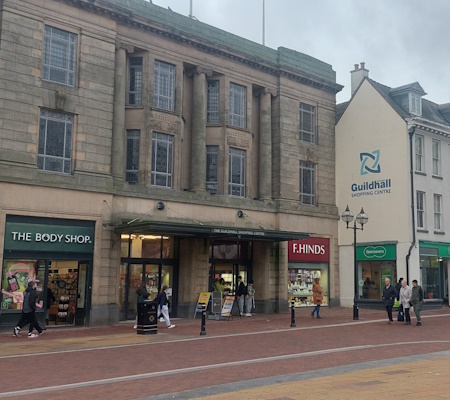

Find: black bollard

[200,304,206,336]
[290,299,296,327]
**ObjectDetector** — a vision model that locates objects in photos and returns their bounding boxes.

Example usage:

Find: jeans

[246,296,253,314]
[404,307,411,323]
[312,305,320,317]
[16,311,43,334]
[385,305,393,321]
[414,309,421,323]
[238,295,244,315]
[160,304,171,327]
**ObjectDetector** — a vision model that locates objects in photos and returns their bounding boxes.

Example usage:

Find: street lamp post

[341,205,369,321]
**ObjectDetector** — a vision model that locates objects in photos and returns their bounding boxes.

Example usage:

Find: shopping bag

[397,305,404,322]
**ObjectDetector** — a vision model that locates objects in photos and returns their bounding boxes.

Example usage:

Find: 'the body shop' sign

[288,238,329,262]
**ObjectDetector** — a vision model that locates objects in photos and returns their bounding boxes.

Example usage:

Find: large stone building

[0,0,342,327]
[336,63,450,308]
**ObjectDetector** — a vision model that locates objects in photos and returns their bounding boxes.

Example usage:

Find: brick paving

[1,307,450,399]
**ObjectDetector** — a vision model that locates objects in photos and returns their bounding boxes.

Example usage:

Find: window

[434,194,442,231]
[42,26,77,86]
[417,191,425,229]
[410,93,422,116]
[432,139,440,176]
[151,133,173,187]
[415,135,424,172]
[228,147,245,197]
[300,103,316,143]
[128,57,143,106]
[300,161,316,205]
[229,83,246,128]
[153,60,175,111]
[125,130,140,184]
[38,110,73,174]
[207,81,220,124]
[206,145,219,194]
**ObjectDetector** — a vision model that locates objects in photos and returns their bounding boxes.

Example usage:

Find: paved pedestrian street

[1,308,450,400]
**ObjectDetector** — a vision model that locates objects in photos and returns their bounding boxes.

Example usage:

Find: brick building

[0,0,342,327]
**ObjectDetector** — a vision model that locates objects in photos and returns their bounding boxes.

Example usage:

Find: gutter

[406,125,416,284]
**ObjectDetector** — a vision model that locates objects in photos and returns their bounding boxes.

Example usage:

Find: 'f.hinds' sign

[288,238,329,262]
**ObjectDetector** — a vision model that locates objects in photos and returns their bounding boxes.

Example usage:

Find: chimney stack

[350,62,369,96]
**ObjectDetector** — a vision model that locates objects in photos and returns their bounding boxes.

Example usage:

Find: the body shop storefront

[357,243,397,302]
[1,215,95,328]
[288,238,330,308]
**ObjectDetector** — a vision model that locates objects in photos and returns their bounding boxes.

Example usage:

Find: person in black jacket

[382,277,397,324]
[236,275,246,316]
[395,278,403,301]
[13,281,44,338]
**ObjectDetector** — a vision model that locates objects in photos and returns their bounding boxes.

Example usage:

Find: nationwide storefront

[356,242,397,302]
[0,215,95,328]
[419,241,449,303]
[288,238,330,308]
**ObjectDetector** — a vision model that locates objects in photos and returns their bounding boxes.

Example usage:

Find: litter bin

[137,300,157,335]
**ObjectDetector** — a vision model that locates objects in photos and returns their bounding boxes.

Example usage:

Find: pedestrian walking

[245,280,255,316]
[134,281,149,329]
[158,286,175,329]
[236,275,246,316]
[13,281,44,338]
[382,277,397,324]
[395,277,403,301]
[411,279,424,326]
[311,277,323,319]
[399,280,412,325]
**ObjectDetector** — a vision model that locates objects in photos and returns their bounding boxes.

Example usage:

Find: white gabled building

[336,63,450,308]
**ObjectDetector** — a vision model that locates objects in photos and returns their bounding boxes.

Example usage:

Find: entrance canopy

[115,220,309,242]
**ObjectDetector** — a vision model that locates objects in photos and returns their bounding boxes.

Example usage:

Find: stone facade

[0,0,342,325]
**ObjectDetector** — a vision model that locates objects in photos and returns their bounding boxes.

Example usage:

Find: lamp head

[356,207,369,228]
[341,205,354,227]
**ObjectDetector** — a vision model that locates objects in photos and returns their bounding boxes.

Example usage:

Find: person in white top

[399,280,412,325]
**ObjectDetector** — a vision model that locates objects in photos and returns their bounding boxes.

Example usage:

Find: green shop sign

[356,244,396,261]
[4,222,95,253]
[420,241,450,258]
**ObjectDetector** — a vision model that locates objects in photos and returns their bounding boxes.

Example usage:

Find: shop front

[356,243,397,303]
[1,215,95,328]
[419,241,449,303]
[288,238,330,308]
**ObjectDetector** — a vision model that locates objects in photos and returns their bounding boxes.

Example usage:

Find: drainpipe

[406,125,417,284]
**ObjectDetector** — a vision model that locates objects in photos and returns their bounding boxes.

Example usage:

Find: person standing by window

[311,278,323,319]
[236,276,246,316]
[382,278,397,324]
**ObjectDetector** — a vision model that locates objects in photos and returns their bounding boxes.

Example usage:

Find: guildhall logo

[360,150,381,176]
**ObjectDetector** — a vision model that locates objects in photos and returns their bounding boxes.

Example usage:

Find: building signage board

[288,238,329,262]
[420,241,450,258]
[220,295,235,317]
[351,150,392,198]
[356,244,396,261]
[4,222,95,253]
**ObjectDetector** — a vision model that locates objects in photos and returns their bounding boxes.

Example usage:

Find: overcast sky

[152,0,449,105]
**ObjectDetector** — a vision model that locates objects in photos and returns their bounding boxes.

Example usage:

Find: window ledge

[417,229,429,233]
[432,175,443,180]
[150,107,178,116]
[126,105,144,109]
[206,123,222,127]
[226,125,250,134]
[434,230,445,235]
[414,171,426,176]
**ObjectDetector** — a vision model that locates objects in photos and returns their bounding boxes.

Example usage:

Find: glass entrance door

[144,264,160,301]
[75,261,91,326]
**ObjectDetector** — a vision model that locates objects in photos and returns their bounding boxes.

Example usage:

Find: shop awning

[115,220,309,242]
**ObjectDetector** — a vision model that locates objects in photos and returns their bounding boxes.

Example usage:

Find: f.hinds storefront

[288,238,330,308]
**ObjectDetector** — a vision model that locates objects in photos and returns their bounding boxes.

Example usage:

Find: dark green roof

[100,0,338,85]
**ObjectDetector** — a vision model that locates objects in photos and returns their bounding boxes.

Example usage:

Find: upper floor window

[207,81,220,124]
[229,83,246,129]
[43,26,77,86]
[432,139,440,176]
[228,147,245,197]
[153,60,175,112]
[126,130,140,184]
[434,194,442,231]
[128,57,143,106]
[38,110,73,174]
[300,103,316,144]
[206,145,219,194]
[151,132,173,187]
[410,93,422,116]
[300,161,316,205]
[415,135,424,172]
[416,191,425,229]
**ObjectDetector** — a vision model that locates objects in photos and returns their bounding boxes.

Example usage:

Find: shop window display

[359,261,397,300]
[288,265,328,307]
[420,257,441,300]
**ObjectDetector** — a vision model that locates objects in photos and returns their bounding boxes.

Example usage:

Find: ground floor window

[288,263,328,307]
[420,256,442,300]
[358,260,397,300]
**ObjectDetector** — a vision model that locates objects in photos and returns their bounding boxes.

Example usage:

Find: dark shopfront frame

[1,215,95,328]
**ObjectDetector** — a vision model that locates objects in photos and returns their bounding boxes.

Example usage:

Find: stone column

[259,88,275,199]
[191,66,212,191]
[111,42,133,180]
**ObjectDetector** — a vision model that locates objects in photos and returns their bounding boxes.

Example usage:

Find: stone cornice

[408,117,450,138]
[115,40,134,53]
[59,0,343,94]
